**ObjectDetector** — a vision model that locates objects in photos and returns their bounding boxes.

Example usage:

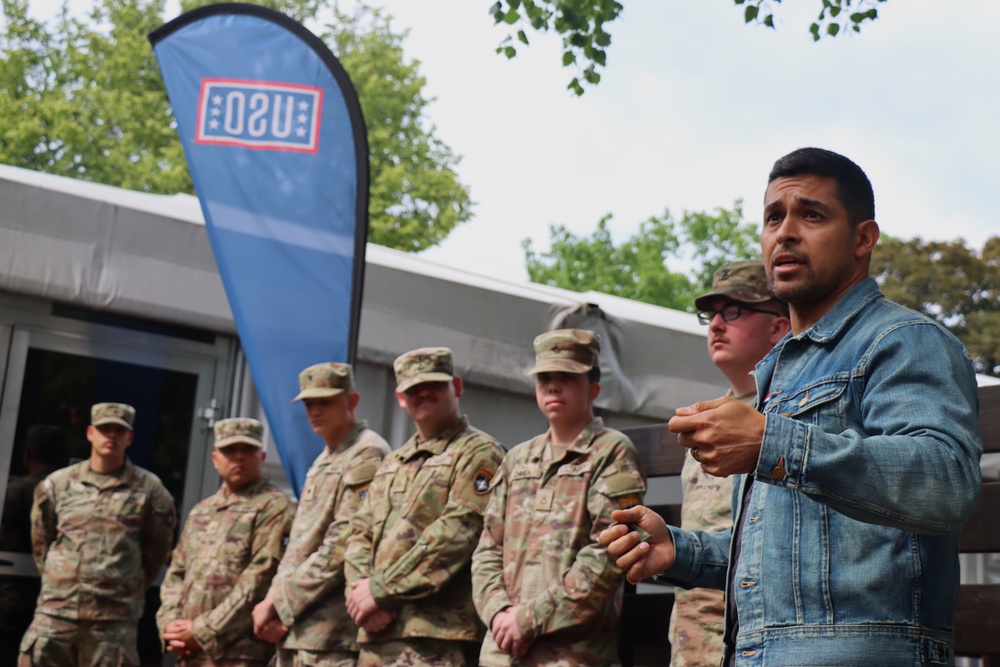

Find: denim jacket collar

[797,276,884,344]
[755,277,884,394]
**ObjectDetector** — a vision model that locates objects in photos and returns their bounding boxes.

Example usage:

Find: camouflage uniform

[669,260,780,667]
[20,403,176,667]
[344,417,504,651]
[158,418,295,667]
[270,421,390,661]
[666,390,754,667]
[270,362,391,666]
[472,330,647,667]
[344,347,505,666]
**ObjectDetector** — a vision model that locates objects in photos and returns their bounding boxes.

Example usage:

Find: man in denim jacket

[602,147,983,666]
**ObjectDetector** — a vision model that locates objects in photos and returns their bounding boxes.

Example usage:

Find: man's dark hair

[587,365,601,384]
[768,147,875,226]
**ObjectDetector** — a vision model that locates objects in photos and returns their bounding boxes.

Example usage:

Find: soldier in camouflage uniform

[158,418,295,666]
[252,362,391,667]
[667,260,789,667]
[344,347,505,667]
[19,402,176,667]
[472,329,646,667]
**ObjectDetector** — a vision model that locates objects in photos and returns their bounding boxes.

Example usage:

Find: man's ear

[452,376,464,399]
[770,316,791,345]
[855,219,880,258]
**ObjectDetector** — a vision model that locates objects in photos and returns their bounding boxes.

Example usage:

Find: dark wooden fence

[618,383,1000,667]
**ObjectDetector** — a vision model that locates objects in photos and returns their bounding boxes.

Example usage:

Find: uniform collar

[317,420,369,463]
[213,475,270,507]
[408,415,469,457]
[80,458,135,490]
[545,416,604,456]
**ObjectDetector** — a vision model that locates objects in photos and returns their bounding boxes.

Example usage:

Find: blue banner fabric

[150,3,368,495]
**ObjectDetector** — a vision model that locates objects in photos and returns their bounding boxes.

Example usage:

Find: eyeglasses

[697,304,780,325]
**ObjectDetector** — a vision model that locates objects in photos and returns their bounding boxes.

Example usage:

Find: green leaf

[503,45,517,58]
[595,32,611,47]
[568,77,585,96]
[508,0,521,9]
[744,5,759,22]
[830,6,841,17]
[763,14,774,28]
[826,22,840,36]
[809,22,821,40]
[503,8,520,25]
[517,29,529,44]
[489,1,503,23]
[734,0,745,5]
[562,50,576,66]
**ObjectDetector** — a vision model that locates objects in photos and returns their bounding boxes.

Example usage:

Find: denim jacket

[662,278,983,666]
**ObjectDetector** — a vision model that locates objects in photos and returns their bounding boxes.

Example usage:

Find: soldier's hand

[253,596,279,636]
[599,506,675,584]
[346,578,383,626]
[360,608,397,634]
[163,619,199,655]
[257,618,289,644]
[669,396,765,477]
[491,607,531,658]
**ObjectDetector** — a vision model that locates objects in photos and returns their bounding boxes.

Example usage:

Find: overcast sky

[354,1,1000,283]
[27,0,1000,285]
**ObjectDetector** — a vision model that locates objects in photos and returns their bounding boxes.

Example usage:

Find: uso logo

[195,78,323,153]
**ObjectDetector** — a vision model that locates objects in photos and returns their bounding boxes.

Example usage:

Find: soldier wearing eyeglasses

[669,260,790,667]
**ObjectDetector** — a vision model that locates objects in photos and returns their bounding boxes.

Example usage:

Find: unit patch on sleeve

[473,467,494,495]
[617,493,643,510]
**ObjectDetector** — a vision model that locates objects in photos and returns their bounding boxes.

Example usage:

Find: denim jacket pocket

[772,375,850,434]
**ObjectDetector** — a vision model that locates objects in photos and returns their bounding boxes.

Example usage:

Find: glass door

[0,316,230,665]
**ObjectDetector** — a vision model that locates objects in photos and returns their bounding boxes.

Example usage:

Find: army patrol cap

[292,362,354,402]
[529,329,601,375]
[91,403,135,431]
[694,259,774,311]
[394,347,455,393]
[213,418,264,449]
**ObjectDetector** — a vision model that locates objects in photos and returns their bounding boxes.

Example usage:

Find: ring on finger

[692,447,702,463]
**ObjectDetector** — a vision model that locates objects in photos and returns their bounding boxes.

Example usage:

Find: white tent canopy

[0,164,728,424]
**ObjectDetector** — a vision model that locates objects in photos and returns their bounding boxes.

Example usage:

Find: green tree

[871,234,1000,376]
[522,201,757,311]
[0,0,187,191]
[490,0,887,95]
[0,0,472,252]
[323,5,472,250]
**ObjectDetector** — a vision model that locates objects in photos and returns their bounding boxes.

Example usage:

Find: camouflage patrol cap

[213,417,264,449]
[394,347,454,393]
[91,403,135,431]
[694,259,774,311]
[292,362,354,402]
[529,329,601,375]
